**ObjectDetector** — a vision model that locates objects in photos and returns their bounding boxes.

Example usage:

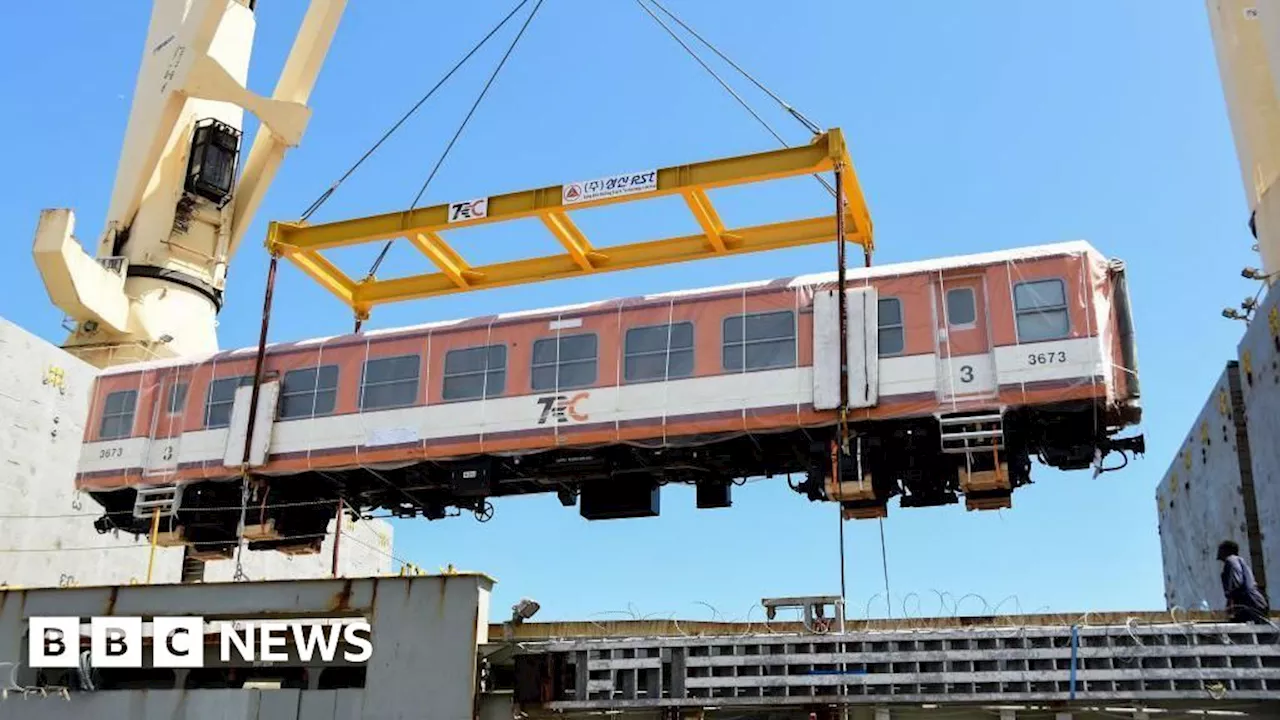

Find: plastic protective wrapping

[76,241,1136,491]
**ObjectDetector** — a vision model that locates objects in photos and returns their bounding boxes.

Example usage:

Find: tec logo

[536,392,589,425]
[447,197,488,223]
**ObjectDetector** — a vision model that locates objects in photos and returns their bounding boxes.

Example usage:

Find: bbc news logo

[29,617,372,668]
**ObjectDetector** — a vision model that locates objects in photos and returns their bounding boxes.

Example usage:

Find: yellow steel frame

[266,128,872,318]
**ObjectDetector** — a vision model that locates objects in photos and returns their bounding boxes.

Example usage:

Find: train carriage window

[878,298,905,356]
[1014,279,1070,342]
[624,322,694,382]
[442,345,507,401]
[361,355,421,411]
[280,365,340,419]
[722,311,796,372]
[167,383,189,415]
[945,288,976,326]
[531,334,598,391]
[100,390,138,440]
[204,376,253,428]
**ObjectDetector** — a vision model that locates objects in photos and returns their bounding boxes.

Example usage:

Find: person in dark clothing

[1218,540,1270,623]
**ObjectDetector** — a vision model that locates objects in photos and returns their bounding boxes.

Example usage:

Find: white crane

[1207,0,1280,286]
[32,0,346,368]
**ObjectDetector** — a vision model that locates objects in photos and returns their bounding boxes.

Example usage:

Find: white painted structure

[33,0,347,367]
[1207,0,1280,280]
[0,317,393,588]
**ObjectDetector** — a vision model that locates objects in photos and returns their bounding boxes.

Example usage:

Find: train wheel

[474,501,495,523]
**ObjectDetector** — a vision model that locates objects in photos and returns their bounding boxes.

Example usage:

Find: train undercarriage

[90,401,1144,557]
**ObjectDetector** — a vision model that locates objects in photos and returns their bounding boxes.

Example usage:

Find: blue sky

[0,1,1258,621]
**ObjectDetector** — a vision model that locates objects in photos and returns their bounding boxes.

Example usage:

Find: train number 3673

[1028,351,1067,365]
[98,446,123,460]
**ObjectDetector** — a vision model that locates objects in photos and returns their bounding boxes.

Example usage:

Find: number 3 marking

[960,365,974,383]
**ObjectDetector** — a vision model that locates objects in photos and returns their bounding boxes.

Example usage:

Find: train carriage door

[143,373,187,477]
[812,286,879,410]
[222,380,281,468]
[934,274,996,401]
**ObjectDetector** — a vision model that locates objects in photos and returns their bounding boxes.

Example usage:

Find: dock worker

[1218,540,1270,623]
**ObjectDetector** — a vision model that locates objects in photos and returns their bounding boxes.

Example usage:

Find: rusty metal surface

[0,575,493,720]
[506,620,1280,714]
[1,578,375,622]
[0,579,1275,719]
[490,610,1238,641]
[0,689,366,720]
[0,571,493,615]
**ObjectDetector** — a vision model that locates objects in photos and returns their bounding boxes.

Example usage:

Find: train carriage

[77,240,1142,555]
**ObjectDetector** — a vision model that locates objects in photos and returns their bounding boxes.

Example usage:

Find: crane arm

[230,0,348,257]
[34,0,348,367]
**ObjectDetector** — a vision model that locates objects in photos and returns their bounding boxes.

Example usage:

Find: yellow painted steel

[407,231,483,289]
[682,188,730,253]
[540,212,605,271]
[267,128,872,315]
[282,247,358,305]
[146,506,160,584]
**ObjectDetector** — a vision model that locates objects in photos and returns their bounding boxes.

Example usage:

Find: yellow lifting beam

[266,128,872,316]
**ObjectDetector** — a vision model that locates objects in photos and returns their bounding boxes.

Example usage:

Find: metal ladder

[937,411,1005,455]
[132,484,182,520]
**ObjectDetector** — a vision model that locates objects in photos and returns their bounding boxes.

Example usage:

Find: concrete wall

[0,317,394,588]
[1155,362,1260,610]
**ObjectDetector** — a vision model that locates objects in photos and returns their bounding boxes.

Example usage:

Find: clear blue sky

[0,1,1258,621]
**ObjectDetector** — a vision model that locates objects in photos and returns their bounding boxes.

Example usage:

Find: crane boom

[1207,0,1280,282]
[32,0,346,368]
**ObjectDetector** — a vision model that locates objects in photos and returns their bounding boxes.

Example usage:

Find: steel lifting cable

[878,516,892,618]
[232,252,282,581]
[338,527,419,571]
[298,0,536,223]
[409,0,545,212]
[645,0,823,136]
[365,0,546,281]
[831,163,851,608]
[635,0,836,197]
[837,483,847,607]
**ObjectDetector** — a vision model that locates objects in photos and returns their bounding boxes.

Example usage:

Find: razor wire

[575,590,1234,642]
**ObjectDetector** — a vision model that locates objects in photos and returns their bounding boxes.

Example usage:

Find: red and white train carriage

[77,240,1142,554]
